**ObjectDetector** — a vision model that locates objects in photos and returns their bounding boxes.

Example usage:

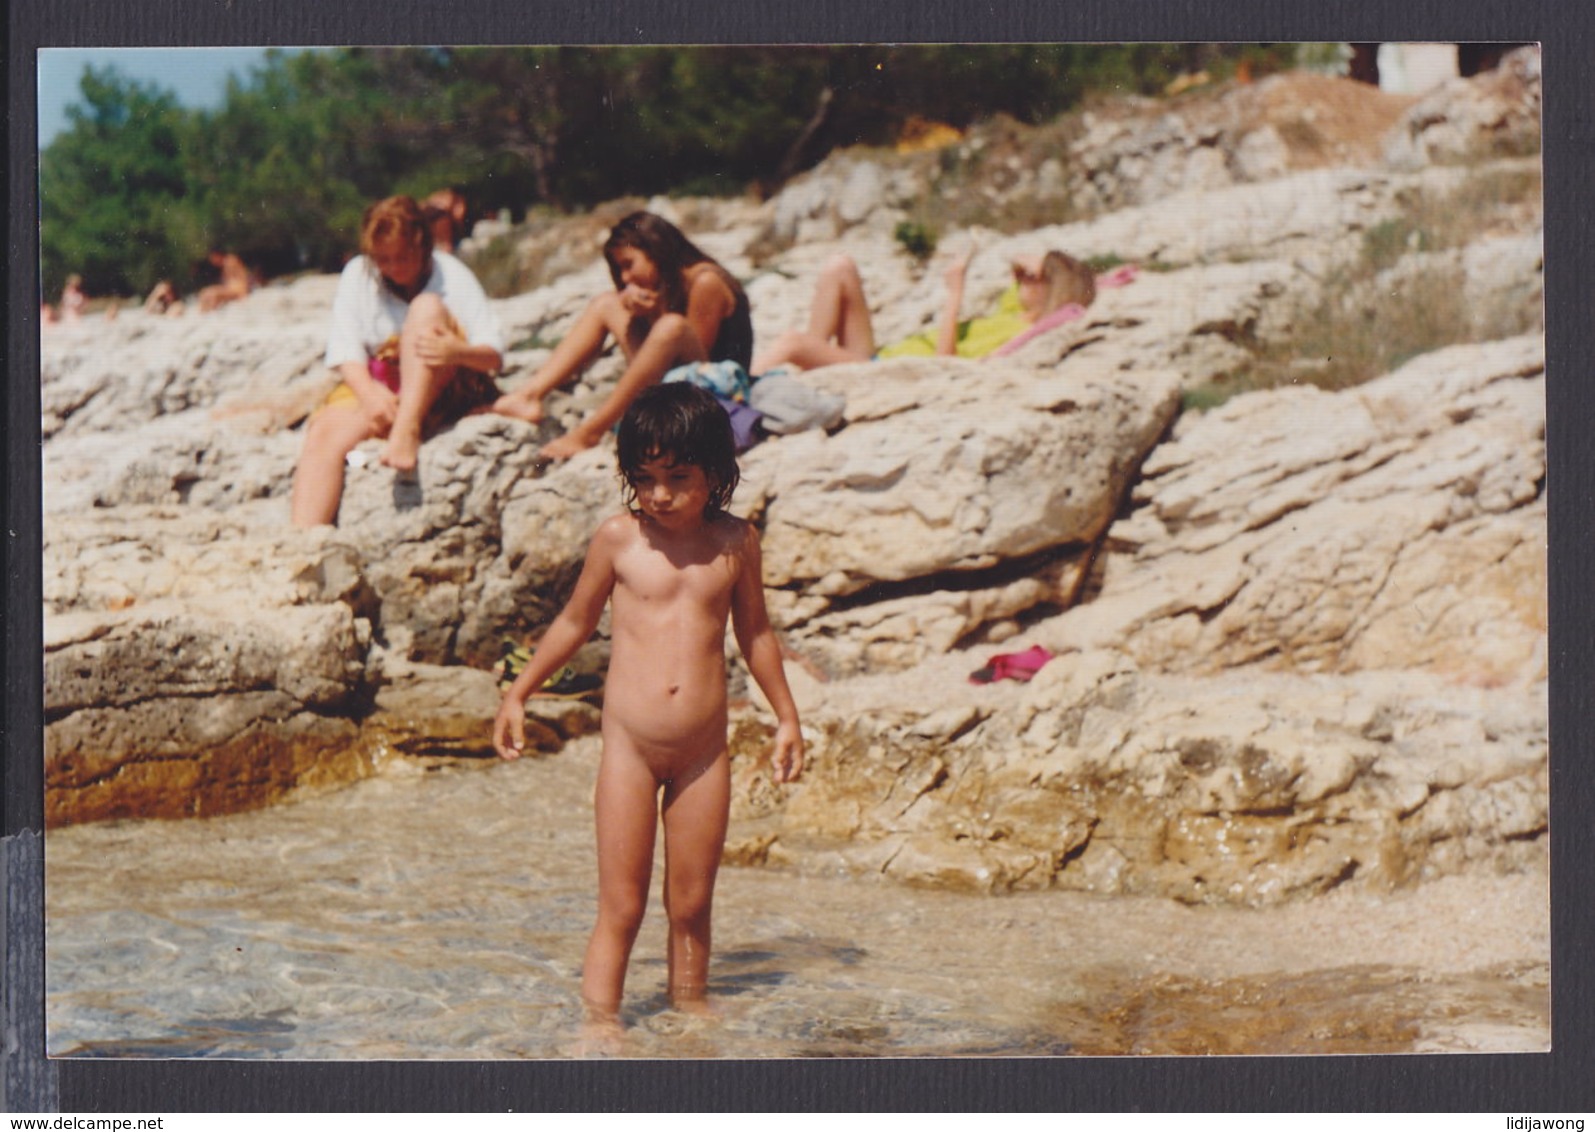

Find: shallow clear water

[46,741,1549,1059]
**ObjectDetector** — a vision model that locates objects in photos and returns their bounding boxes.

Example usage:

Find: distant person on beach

[751,246,1106,373]
[59,275,87,322]
[492,382,803,1028]
[144,280,185,318]
[492,211,753,462]
[424,188,469,254]
[290,194,505,528]
[196,250,254,312]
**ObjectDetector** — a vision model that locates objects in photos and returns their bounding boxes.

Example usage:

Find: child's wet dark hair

[616,383,741,516]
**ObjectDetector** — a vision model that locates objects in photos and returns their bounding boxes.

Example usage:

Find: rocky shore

[41,56,1546,907]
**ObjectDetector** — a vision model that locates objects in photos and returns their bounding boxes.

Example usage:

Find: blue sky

[37,47,297,147]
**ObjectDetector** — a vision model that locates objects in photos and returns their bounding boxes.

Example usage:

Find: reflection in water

[46,742,1550,1059]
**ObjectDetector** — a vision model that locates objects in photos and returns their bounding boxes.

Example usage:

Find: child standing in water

[492,382,804,1022]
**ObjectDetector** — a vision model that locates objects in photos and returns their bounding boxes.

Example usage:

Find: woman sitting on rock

[424,187,469,254]
[59,274,88,322]
[196,250,255,313]
[290,194,505,528]
[492,211,753,461]
[143,280,185,318]
[751,246,1106,373]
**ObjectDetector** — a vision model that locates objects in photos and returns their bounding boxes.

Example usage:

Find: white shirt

[324,251,505,370]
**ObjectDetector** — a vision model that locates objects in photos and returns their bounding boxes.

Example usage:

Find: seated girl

[424,187,469,254]
[492,211,752,461]
[196,250,255,313]
[290,195,505,528]
[750,246,1101,374]
[144,280,185,318]
[60,275,87,322]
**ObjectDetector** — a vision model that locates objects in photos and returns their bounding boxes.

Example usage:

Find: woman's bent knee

[403,292,451,330]
[823,253,861,281]
[305,405,377,454]
[648,311,690,342]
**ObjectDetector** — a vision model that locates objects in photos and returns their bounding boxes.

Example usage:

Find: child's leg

[751,255,874,373]
[659,746,731,1005]
[290,401,380,527]
[543,312,705,458]
[493,290,618,422]
[606,312,705,423]
[806,254,875,357]
[581,735,662,1016]
[383,294,461,471]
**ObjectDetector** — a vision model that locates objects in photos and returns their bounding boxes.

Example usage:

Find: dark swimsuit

[701,264,753,369]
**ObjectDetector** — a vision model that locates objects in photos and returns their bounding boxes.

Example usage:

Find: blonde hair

[1037,251,1096,315]
[359,196,432,260]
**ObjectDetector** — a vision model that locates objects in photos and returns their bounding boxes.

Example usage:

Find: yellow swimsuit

[875,285,1030,360]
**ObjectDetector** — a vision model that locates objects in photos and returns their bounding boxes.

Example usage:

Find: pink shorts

[369,356,401,392]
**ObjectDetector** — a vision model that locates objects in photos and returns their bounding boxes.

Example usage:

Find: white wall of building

[1377,43,1460,94]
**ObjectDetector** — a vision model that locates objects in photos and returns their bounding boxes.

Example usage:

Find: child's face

[370,234,427,292]
[611,245,662,292]
[629,454,713,528]
[1013,256,1048,317]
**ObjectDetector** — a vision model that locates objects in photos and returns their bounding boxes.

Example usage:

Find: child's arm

[934,245,975,357]
[414,326,504,376]
[729,524,805,783]
[336,360,398,430]
[492,517,623,760]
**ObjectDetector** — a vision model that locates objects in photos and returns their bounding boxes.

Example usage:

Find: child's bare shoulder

[710,511,755,541]
[709,513,760,560]
[592,511,645,551]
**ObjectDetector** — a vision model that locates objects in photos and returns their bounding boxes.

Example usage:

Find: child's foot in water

[569,1004,626,1057]
[669,990,719,1019]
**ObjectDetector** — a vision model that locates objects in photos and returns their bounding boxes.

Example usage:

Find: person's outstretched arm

[413,325,503,375]
[730,524,804,783]
[493,516,623,759]
[934,245,975,357]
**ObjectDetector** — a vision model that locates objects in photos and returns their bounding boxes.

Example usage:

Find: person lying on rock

[290,195,505,527]
[751,245,1105,372]
[493,382,803,1029]
[492,211,753,462]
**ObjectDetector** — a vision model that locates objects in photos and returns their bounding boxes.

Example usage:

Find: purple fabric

[715,394,764,452]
